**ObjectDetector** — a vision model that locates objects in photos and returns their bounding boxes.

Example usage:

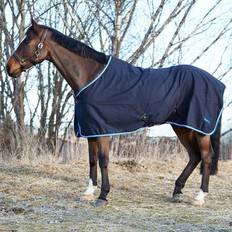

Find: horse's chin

[9,68,23,78]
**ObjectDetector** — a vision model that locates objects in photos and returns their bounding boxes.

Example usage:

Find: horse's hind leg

[172,127,201,202]
[193,133,212,206]
[173,151,201,201]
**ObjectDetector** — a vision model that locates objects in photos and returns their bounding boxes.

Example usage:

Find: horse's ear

[31,18,40,34]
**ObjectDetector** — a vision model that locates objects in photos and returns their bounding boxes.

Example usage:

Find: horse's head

[6,18,50,78]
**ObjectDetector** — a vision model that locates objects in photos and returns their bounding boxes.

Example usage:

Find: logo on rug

[203,117,211,124]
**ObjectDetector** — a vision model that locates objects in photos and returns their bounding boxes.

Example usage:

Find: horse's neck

[48,42,103,91]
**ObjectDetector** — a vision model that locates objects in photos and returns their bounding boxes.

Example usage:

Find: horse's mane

[41,26,108,64]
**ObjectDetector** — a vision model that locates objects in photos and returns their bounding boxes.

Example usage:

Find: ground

[0,159,232,232]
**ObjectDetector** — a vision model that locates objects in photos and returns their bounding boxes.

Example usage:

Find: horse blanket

[74,56,225,137]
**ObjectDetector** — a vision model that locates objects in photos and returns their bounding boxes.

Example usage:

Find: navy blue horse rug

[74,56,225,137]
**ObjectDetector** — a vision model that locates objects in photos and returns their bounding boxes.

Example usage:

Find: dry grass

[0,158,232,232]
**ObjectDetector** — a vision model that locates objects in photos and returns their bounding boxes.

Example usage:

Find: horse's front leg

[81,138,98,200]
[95,137,110,207]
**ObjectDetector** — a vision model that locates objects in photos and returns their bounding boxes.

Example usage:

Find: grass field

[0,159,232,232]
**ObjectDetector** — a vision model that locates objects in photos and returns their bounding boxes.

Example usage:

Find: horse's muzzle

[6,56,22,78]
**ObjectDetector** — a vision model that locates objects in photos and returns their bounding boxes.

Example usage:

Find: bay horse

[6,19,224,207]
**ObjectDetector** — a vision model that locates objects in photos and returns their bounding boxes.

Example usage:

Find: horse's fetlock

[175,180,185,189]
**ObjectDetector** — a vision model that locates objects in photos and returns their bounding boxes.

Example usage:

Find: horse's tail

[200,116,222,175]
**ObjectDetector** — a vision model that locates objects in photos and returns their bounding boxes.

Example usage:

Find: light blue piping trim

[167,108,224,136]
[76,108,224,138]
[77,123,147,138]
[75,56,112,98]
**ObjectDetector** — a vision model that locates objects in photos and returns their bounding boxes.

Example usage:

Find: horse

[6,18,225,207]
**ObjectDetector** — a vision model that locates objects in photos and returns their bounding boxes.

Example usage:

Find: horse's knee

[99,153,109,168]
[89,157,98,167]
[96,137,109,168]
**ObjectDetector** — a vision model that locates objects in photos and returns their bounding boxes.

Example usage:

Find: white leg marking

[83,179,97,196]
[193,189,208,206]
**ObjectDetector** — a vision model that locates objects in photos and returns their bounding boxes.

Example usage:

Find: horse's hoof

[192,190,207,206]
[172,193,183,203]
[95,198,108,207]
[80,194,95,202]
